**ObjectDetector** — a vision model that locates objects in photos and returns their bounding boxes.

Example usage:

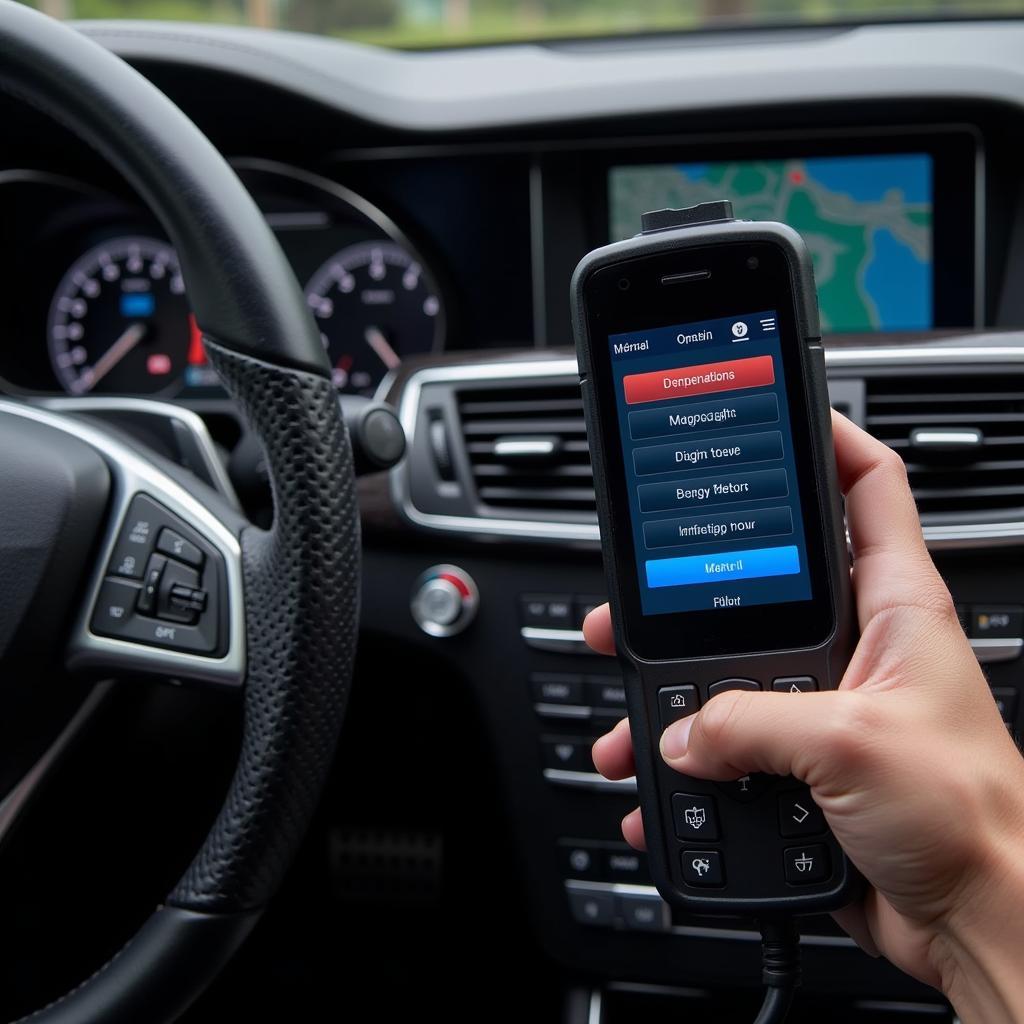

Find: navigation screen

[609,153,933,332]
[608,310,813,616]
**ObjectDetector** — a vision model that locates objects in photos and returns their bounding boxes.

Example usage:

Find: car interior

[1,3,1023,1021]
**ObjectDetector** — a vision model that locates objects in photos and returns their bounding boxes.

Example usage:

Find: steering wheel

[0,4,360,1021]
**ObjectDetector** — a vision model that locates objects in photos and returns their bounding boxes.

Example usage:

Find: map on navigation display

[608,153,933,332]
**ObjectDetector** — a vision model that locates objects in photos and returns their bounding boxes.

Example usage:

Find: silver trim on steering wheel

[0,400,245,687]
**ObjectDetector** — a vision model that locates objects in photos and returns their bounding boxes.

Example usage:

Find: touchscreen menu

[608,310,813,615]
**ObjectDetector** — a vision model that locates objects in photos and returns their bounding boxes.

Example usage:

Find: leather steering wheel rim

[1,3,360,1021]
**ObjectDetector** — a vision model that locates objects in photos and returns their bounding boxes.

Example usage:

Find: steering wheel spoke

[2,401,245,689]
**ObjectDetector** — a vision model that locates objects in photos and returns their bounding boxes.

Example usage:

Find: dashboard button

[658,685,699,728]
[604,848,648,883]
[531,672,584,705]
[560,842,597,879]
[567,888,614,927]
[574,595,605,627]
[672,793,720,841]
[784,844,830,885]
[709,678,761,698]
[542,737,595,773]
[521,593,573,628]
[616,892,669,932]
[587,676,626,709]
[681,849,724,887]
[970,606,1024,639]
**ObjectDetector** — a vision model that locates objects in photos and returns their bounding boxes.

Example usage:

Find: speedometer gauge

[305,240,443,396]
[47,236,193,395]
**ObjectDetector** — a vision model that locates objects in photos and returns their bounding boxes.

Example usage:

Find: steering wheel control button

[672,793,720,841]
[709,678,761,698]
[532,672,585,705]
[716,772,771,803]
[567,887,615,927]
[155,559,203,624]
[772,675,818,693]
[616,892,670,932]
[411,565,478,637]
[658,684,699,728]
[778,791,826,837]
[136,553,168,615]
[784,844,831,885]
[156,527,203,568]
[92,493,227,657]
[681,848,724,887]
[92,579,143,635]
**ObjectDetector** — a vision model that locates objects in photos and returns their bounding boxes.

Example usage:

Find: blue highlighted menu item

[646,545,801,589]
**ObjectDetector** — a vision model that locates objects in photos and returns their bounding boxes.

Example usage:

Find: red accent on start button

[623,355,775,405]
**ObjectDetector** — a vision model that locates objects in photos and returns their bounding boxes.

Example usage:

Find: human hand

[584,412,1024,1021]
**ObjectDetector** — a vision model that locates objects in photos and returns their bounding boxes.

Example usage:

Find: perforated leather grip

[169,340,361,912]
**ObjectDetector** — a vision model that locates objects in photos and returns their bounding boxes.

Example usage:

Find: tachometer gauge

[47,236,196,395]
[305,240,443,396]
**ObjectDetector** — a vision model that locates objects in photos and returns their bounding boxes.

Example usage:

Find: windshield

[19,0,1024,49]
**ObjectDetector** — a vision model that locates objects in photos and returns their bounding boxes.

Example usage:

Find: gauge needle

[83,322,148,392]
[364,325,401,370]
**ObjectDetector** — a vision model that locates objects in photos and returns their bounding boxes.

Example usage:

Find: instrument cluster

[0,160,447,399]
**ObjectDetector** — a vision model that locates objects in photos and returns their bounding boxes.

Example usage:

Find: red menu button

[623,355,775,406]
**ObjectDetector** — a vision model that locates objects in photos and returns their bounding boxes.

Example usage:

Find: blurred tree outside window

[22,0,1024,48]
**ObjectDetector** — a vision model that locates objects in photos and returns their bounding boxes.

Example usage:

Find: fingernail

[660,715,695,761]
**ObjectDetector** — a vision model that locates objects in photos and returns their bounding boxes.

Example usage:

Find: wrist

[930,768,1024,1023]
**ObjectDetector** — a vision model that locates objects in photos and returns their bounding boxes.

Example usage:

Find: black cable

[752,917,801,1024]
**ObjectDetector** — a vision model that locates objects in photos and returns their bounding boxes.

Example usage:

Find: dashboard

[6,16,1024,1022]
[0,116,1002,405]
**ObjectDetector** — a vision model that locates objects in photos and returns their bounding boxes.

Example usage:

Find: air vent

[865,373,1024,517]
[456,382,596,519]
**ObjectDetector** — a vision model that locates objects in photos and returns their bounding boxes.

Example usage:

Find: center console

[361,335,1024,1011]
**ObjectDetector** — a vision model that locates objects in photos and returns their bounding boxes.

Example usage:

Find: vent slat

[865,373,1024,516]
[477,485,596,505]
[473,464,594,479]
[457,382,595,516]
[462,418,587,437]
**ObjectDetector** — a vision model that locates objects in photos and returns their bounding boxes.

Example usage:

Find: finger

[831,901,881,958]
[582,603,615,655]
[659,688,869,791]
[621,806,647,851]
[831,412,953,628]
[591,716,635,780]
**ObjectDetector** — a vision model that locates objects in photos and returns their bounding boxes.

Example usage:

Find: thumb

[660,688,873,791]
